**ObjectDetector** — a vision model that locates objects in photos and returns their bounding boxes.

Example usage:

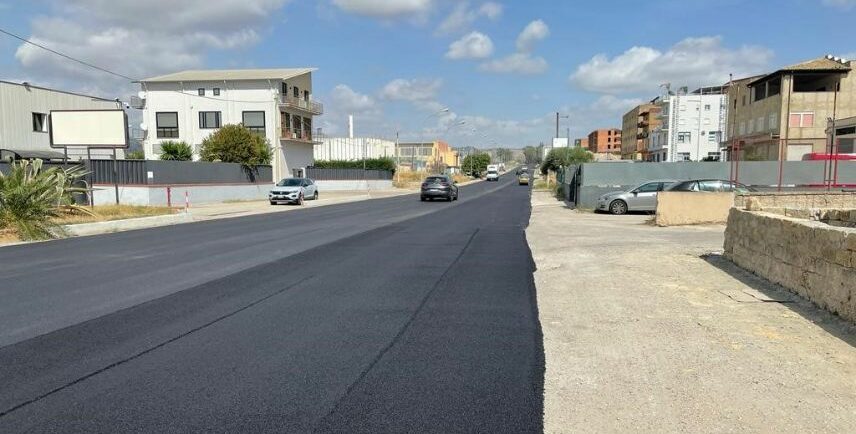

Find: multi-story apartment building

[0,80,123,160]
[574,138,589,149]
[621,102,661,160]
[587,128,622,154]
[397,140,458,172]
[724,55,854,161]
[138,68,322,179]
[647,86,728,162]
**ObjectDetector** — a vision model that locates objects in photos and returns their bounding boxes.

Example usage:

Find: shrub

[125,150,145,160]
[159,141,194,161]
[461,152,491,177]
[311,158,396,173]
[199,124,272,166]
[0,159,91,240]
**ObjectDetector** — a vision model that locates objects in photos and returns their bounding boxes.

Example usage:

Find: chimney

[348,115,354,139]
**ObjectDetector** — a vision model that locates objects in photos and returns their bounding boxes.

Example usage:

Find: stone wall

[735,191,856,211]
[655,192,734,226]
[724,208,856,323]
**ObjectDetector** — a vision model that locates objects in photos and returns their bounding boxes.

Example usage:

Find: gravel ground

[527,191,856,433]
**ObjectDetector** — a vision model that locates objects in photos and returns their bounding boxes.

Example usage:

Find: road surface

[0,173,544,433]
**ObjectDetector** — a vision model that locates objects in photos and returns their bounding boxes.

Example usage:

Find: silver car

[269,178,319,205]
[596,180,678,215]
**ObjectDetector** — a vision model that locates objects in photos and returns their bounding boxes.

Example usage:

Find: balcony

[279,95,324,115]
[281,129,317,143]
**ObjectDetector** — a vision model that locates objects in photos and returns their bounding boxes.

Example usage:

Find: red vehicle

[803,152,856,161]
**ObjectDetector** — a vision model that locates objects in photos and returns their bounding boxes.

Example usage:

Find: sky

[0,0,854,148]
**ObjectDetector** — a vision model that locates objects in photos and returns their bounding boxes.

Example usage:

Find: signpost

[49,109,130,205]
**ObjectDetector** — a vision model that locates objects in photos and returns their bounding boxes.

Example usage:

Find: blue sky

[0,0,854,147]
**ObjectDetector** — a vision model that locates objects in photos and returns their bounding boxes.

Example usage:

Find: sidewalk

[188,189,413,221]
[526,191,856,433]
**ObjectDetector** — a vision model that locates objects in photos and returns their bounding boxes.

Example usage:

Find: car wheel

[420,196,426,202]
[270,201,276,205]
[296,194,304,206]
[609,200,628,215]
[454,192,459,201]
[313,191,319,200]
[447,194,453,202]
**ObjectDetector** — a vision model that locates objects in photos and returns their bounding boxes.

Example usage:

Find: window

[198,88,205,96]
[213,88,220,96]
[303,90,310,102]
[757,116,765,131]
[156,112,179,138]
[292,114,302,138]
[769,113,778,128]
[199,111,221,129]
[699,180,724,192]
[708,131,719,142]
[242,111,266,135]
[677,152,691,161]
[636,182,660,193]
[293,86,299,98]
[677,132,691,143]
[789,112,814,127]
[32,112,47,132]
[707,152,721,161]
[704,104,711,110]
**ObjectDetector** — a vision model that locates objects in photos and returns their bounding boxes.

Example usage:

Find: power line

[0,26,278,104]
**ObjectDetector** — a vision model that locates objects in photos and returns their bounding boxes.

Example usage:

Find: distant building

[397,140,458,172]
[574,138,589,148]
[621,102,661,160]
[587,128,622,154]
[647,86,728,162]
[724,55,855,161]
[315,136,395,161]
[138,68,322,179]
[827,116,856,155]
[0,80,123,160]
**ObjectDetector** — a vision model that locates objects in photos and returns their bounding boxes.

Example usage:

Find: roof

[139,68,316,83]
[0,149,68,161]
[748,56,851,87]
[0,80,116,102]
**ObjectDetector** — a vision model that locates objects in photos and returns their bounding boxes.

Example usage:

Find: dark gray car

[420,175,459,202]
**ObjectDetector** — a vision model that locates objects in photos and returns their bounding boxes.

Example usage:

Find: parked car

[596,180,678,215]
[486,169,499,182]
[668,179,756,193]
[269,178,318,205]
[420,175,459,202]
[518,172,530,185]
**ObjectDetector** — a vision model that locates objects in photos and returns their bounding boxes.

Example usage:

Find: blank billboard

[49,110,129,148]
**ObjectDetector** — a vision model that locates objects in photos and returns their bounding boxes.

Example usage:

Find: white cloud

[823,0,856,9]
[380,78,443,102]
[516,19,549,52]
[589,95,643,115]
[436,1,503,34]
[331,0,434,18]
[446,31,494,60]
[480,53,548,75]
[329,84,379,114]
[13,0,288,99]
[570,36,773,94]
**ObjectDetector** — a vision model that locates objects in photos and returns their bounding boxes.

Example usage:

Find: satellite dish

[139,123,148,131]
[138,91,147,99]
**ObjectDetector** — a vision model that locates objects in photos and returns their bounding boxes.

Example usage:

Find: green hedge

[312,158,396,173]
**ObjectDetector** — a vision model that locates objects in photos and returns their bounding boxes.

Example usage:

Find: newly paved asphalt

[0,173,544,433]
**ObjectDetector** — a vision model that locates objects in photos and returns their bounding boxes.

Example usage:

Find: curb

[63,213,194,236]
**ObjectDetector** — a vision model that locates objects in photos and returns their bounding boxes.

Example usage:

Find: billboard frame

[48,109,130,149]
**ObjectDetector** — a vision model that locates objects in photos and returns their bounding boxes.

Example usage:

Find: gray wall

[306,167,393,180]
[566,161,856,209]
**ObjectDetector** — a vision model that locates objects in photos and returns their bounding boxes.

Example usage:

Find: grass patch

[53,205,176,225]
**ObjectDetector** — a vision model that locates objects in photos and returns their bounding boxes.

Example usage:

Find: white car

[269,178,318,205]
[486,170,499,182]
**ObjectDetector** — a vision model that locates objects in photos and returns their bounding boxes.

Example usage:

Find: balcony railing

[279,95,324,115]
[282,129,316,142]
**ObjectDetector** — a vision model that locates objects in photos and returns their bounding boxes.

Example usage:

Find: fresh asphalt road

[0,173,544,433]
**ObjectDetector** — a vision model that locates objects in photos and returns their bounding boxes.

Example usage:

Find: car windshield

[277,179,303,187]
[425,177,447,183]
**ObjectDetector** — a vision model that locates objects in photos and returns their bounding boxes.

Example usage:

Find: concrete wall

[91,184,271,206]
[655,192,734,226]
[314,180,393,191]
[724,208,856,323]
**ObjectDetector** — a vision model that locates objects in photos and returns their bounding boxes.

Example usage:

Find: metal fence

[306,167,393,180]
[85,159,148,184]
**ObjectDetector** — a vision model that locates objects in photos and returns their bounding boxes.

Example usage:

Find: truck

[486,164,500,182]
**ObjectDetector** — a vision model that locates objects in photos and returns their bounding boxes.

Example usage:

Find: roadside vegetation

[200,124,272,166]
[540,147,594,175]
[159,141,194,161]
[53,205,175,225]
[461,152,491,177]
[312,158,396,173]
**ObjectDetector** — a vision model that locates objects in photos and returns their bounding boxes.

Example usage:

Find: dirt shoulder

[526,191,856,433]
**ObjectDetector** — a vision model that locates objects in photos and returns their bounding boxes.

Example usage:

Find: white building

[138,68,322,179]
[648,87,728,162]
[0,80,123,160]
[315,137,396,161]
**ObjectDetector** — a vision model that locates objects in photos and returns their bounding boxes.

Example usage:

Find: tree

[541,147,594,175]
[461,152,490,177]
[495,148,513,163]
[523,146,543,165]
[159,141,193,161]
[199,124,272,166]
